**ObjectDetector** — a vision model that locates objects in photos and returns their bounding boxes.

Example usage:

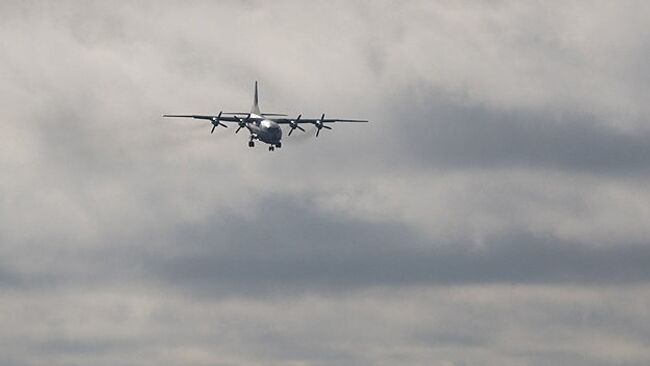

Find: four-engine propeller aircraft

[163,82,368,151]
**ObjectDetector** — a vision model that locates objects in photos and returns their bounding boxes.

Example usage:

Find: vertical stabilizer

[251,81,261,115]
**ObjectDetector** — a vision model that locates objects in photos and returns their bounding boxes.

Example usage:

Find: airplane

[163,81,368,151]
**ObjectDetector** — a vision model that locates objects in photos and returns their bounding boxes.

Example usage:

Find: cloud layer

[2,1,650,365]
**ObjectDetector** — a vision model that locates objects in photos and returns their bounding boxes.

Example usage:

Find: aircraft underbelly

[252,123,281,144]
[259,131,279,144]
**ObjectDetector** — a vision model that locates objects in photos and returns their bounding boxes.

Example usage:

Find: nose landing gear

[268,146,275,151]
[248,141,255,148]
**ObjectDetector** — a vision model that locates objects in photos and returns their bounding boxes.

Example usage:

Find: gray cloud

[4,194,649,295]
[139,195,650,292]
[391,92,650,174]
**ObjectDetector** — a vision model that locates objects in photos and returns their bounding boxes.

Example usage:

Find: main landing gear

[249,140,281,151]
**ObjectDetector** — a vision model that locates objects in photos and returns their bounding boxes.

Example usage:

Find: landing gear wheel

[269,146,275,152]
[275,142,282,148]
[248,141,255,148]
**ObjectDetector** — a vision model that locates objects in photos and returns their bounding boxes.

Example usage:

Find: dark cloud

[147,195,650,296]
[389,91,650,174]
[0,267,23,289]
[7,193,649,295]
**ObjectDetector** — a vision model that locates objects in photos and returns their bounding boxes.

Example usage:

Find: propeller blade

[288,128,294,136]
[323,125,332,130]
[316,129,320,137]
[297,125,305,132]
[210,111,225,132]
[236,126,242,134]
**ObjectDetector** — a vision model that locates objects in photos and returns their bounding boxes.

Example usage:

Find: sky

[2,1,650,365]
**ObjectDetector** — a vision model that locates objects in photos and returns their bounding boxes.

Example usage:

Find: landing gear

[275,142,282,148]
[248,141,255,148]
[268,146,275,152]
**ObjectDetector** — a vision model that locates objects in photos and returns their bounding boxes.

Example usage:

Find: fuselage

[247,113,282,144]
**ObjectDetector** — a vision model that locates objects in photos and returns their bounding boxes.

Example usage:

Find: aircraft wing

[163,114,253,123]
[273,117,368,124]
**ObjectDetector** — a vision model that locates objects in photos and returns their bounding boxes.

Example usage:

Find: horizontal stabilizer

[221,112,287,117]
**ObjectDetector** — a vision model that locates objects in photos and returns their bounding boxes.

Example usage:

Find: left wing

[272,116,368,125]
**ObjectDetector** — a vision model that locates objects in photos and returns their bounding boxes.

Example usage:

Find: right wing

[162,114,258,123]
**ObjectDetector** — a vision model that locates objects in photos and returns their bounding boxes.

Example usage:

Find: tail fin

[250,81,261,115]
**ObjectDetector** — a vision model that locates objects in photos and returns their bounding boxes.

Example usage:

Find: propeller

[288,114,305,136]
[314,113,332,137]
[210,111,226,134]
[234,113,250,134]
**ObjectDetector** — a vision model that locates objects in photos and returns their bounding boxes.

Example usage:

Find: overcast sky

[2,1,650,365]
